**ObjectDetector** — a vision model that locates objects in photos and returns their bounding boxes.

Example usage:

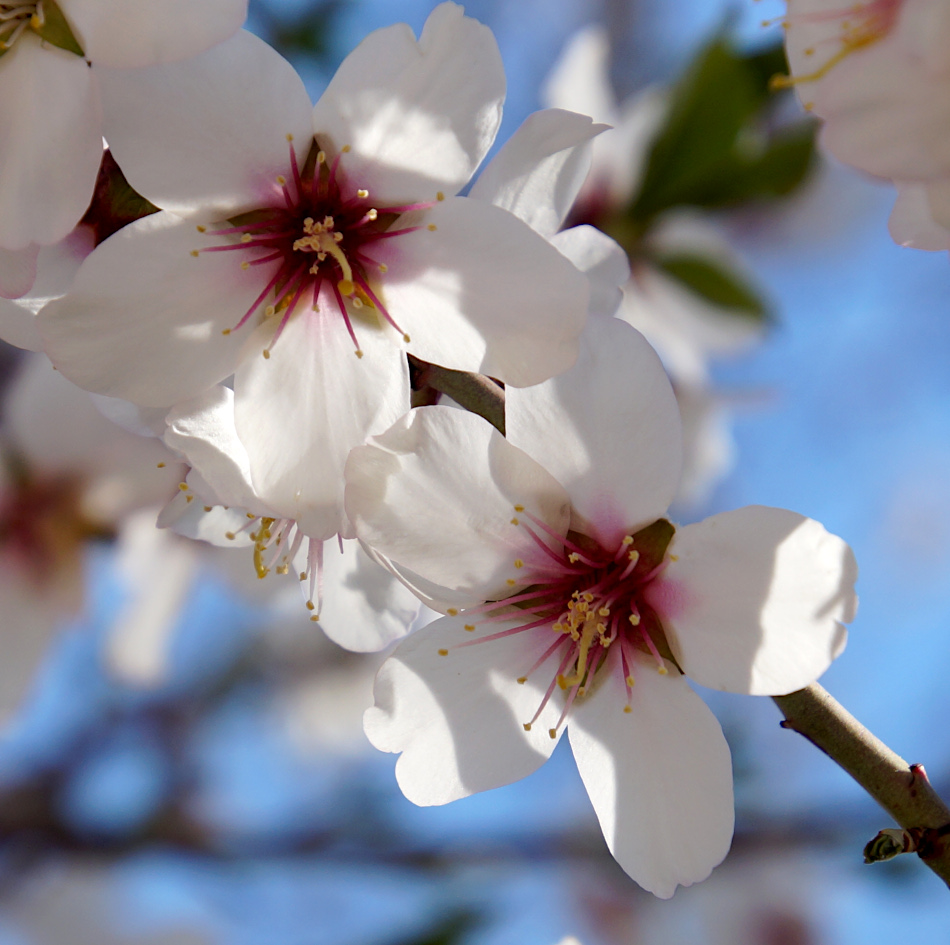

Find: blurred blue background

[0,0,947,942]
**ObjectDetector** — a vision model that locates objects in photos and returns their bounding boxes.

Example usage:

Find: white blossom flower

[346,316,857,897]
[889,179,950,250]
[0,0,247,257]
[39,6,588,543]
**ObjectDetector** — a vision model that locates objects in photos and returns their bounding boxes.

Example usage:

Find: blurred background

[0,0,948,941]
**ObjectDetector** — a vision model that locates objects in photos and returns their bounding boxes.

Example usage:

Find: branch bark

[436,365,950,887]
[775,684,950,886]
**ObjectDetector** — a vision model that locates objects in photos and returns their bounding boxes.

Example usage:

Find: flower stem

[774,684,950,887]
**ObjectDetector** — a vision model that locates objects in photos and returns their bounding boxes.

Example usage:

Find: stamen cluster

[446,511,677,740]
[0,1,43,49]
[194,138,439,358]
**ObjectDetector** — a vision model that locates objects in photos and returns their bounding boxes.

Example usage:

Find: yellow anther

[366,208,378,221]
[510,518,519,526]
[317,150,326,164]
[352,297,363,309]
[447,608,458,616]
[246,513,256,519]
[225,532,236,540]
[438,648,448,656]
[222,328,231,335]
[623,705,632,714]
[523,723,532,732]
[286,133,294,142]
[402,333,411,343]
[548,729,557,740]
[299,572,307,581]
[276,175,286,185]
[628,613,641,626]
[178,482,189,492]
[355,349,364,359]
[356,189,369,199]
[506,578,517,586]
[517,676,527,684]
[568,553,580,563]
[427,224,437,231]
[625,675,635,687]
[190,250,199,257]
[323,216,334,228]
[262,349,271,359]
[342,145,351,153]
[657,666,669,676]
[514,505,525,512]
[464,624,475,632]
[265,305,276,317]
[240,261,250,270]
[582,592,594,603]
[669,554,679,562]
[203,506,212,513]
[378,263,388,273]
[436,191,445,201]
[306,601,315,611]
[156,462,166,468]
[628,550,640,564]
[514,559,524,569]
[241,233,252,243]
[310,615,320,622]
[186,495,194,503]
[196,225,207,233]
[598,607,610,617]
[622,535,634,546]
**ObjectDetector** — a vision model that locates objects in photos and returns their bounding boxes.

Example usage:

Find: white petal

[542,25,617,124]
[39,211,258,406]
[345,405,571,608]
[105,510,199,687]
[550,225,629,318]
[653,506,857,696]
[0,35,101,249]
[0,244,38,299]
[163,385,271,515]
[470,108,609,239]
[63,0,247,67]
[310,2,504,204]
[569,648,734,899]
[378,197,588,387]
[0,227,95,350]
[364,614,564,805]
[506,316,681,546]
[317,541,420,653]
[233,309,409,541]
[98,30,312,216]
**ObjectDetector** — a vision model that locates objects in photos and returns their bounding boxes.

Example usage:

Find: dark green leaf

[654,253,768,321]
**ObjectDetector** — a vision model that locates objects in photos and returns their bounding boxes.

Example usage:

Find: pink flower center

[443,512,677,740]
[192,137,443,358]
[773,0,904,91]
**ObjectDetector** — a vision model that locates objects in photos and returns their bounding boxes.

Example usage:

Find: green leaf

[626,36,816,224]
[654,253,768,321]
[630,38,760,222]
[33,0,84,57]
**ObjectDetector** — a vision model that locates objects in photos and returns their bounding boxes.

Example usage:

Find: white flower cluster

[0,1,858,899]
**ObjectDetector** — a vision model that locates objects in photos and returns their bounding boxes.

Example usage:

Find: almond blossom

[39,6,588,548]
[0,0,247,276]
[345,316,857,897]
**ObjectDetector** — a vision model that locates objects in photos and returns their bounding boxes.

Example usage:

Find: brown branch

[410,357,505,435]
[775,684,950,886]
